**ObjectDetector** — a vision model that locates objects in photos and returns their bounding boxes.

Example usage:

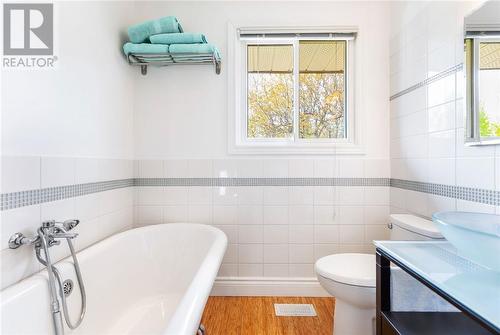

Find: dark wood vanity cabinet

[375,250,499,335]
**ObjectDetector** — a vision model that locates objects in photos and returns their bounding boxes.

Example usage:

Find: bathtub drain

[62,279,74,297]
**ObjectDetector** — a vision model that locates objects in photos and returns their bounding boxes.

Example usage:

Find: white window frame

[228,24,364,155]
[465,34,500,146]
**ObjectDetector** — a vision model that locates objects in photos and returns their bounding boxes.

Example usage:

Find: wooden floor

[200,296,335,335]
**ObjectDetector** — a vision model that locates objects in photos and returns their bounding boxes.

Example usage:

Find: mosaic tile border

[0,179,134,211]
[0,177,389,211]
[389,63,463,101]
[2,177,498,211]
[134,177,390,187]
[390,179,500,206]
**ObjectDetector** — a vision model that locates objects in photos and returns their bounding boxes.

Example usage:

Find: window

[229,29,358,154]
[465,36,500,144]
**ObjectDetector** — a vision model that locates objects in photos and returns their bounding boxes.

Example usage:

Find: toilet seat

[315,253,376,288]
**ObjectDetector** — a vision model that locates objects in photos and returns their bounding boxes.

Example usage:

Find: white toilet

[314,214,443,335]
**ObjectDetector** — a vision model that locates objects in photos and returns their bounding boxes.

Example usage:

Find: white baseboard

[211,277,330,297]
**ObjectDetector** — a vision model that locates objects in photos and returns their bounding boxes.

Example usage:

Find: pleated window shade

[480,42,500,70]
[247,41,346,74]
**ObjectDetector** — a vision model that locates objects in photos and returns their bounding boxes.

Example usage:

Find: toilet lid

[315,253,376,287]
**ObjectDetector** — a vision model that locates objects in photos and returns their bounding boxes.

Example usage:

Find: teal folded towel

[169,43,220,58]
[123,42,169,56]
[128,16,183,43]
[150,32,207,45]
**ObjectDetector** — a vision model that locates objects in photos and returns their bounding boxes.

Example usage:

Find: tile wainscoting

[2,155,499,290]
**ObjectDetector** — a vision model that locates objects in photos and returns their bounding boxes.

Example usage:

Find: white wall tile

[238,244,263,263]
[264,244,289,263]
[337,159,365,178]
[75,158,100,184]
[456,200,495,214]
[75,193,101,221]
[338,206,364,225]
[41,157,75,188]
[1,156,40,193]
[213,159,238,178]
[163,205,188,223]
[188,159,213,178]
[139,160,164,178]
[365,159,390,178]
[264,264,289,277]
[289,159,314,177]
[238,206,263,225]
[136,206,162,226]
[336,187,365,205]
[264,225,289,244]
[263,187,289,206]
[263,206,288,225]
[289,206,314,225]
[314,225,339,244]
[238,225,263,243]
[188,205,212,224]
[313,187,335,205]
[289,186,314,205]
[365,206,390,225]
[314,244,338,261]
[237,160,263,178]
[289,244,314,263]
[289,264,314,277]
[456,157,495,189]
[213,205,238,225]
[164,160,189,178]
[428,101,455,132]
[188,187,212,205]
[365,225,390,243]
[237,187,263,205]
[213,187,239,205]
[218,264,238,277]
[339,225,365,244]
[262,160,289,178]
[313,159,336,178]
[314,206,336,225]
[289,225,313,244]
[427,158,455,185]
[364,187,390,206]
[222,244,238,263]
[238,264,263,277]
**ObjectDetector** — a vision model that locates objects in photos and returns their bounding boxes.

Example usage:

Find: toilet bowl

[315,253,376,335]
[315,214,444,335]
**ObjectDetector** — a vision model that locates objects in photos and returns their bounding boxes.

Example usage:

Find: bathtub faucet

[8,219,79,249]
[7,219,86,335]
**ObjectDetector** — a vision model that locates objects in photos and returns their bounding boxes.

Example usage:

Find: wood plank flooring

[200,296,335,335]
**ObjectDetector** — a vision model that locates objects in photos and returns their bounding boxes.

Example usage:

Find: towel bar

[127,52,221,75]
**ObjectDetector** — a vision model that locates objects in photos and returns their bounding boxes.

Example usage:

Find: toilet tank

[389,214,443,240]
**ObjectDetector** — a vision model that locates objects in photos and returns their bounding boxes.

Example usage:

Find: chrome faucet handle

[52,231,79,239]
[8,232,39,249]
[60,219,80,231]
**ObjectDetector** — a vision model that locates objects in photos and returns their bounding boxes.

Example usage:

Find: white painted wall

[133,1,390,159]
[1,1,136,158]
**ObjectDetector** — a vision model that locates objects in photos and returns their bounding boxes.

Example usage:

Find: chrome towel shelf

[127,52,221,75]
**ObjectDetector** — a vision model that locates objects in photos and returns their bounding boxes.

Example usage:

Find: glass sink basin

[432,211,500,272]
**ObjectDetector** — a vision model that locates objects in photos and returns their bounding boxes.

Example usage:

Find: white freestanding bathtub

[1,223,227,335]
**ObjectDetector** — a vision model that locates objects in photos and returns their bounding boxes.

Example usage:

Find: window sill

[228,142,365,155]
